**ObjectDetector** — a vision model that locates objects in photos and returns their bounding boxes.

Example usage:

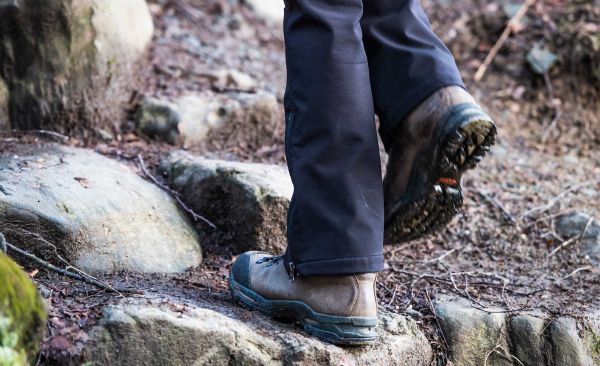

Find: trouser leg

[282,0,384,276]
[361,0,466,150]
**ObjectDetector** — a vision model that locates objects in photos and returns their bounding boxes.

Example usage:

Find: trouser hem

[294,254,385,276]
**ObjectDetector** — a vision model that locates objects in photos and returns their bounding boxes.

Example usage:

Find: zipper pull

[288,262,296,283]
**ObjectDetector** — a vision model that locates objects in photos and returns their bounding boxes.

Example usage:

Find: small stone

[527,46,558,75]
[244,0,284,23]
[214,69,257,92]
[555,212,600,265]
[136,97,181,144]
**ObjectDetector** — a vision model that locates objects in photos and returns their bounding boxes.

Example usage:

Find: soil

[1,0,598,364]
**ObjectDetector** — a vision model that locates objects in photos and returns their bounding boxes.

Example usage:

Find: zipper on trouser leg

[285,111,298,283]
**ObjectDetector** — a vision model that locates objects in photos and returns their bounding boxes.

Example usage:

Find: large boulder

[161,151,291,254]
[86,300,433,366]
[0,144,202,274]
[0,0,154,135]
[0,253,47,366]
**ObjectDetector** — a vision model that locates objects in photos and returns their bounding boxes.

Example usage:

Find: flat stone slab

[0,144,202,273]
[435,298,600,366]
[161,150,292,254]
[86,299,432,366]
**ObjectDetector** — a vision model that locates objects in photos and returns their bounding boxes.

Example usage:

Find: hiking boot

[229,251,378,346]
[383,86,497,244]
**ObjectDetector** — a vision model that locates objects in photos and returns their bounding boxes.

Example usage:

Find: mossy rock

[0,253,47,366]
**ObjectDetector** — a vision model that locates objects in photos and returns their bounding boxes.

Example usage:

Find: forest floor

[9,0,598,363]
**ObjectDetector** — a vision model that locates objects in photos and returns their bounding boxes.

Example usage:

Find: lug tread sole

[384,118,497,244]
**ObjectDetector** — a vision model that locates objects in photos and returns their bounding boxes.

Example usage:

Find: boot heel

[302,319,378,346]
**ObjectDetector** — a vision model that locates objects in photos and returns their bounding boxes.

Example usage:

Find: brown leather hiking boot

[384,86,497,244]
[229,251,378,345]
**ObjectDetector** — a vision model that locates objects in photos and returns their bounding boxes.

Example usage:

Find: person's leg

[230,0,383,345]
[281,0,384,276]
[362,0,465,147]
[361,0,497,243]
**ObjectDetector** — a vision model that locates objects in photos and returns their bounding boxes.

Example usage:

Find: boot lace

[255,255,282,267]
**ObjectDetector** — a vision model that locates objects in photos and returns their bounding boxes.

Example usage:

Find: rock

[213,69,258,92]
[244,0,284,23]
[137,90,281,150]
[0,78,7,129]
[136,97,181,144]
[161,151,292,254]
[435,298,600,366]
[0,253,47,365]
[526,46,558,75]
[549,317,595,366]
[0,0,154,135]
[508,314,547,365]
[435,299,511,366]
[0,144,202,274]
[177,91,281,150]
[86,300,432,366]
[555,212,600,265]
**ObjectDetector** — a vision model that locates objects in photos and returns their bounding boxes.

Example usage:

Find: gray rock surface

[0,144,202,273]
[555,212,600,265]
[135,90,281,150]
[435,298,600,366]
[86,300,433,366]
[0,0,153,134]
[244,0,284,23]
[161,151,292,254]
[0,78,7,129]
[435,299,511,366]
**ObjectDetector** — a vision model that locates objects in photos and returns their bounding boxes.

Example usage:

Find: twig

[171,0,201,22]
[547,216,594,258]
[555,266,593,284]
[424,248,457,264]
[522,179,600,218]
[474,0,535,81]
[1,129,70,141]
[476,190,519,225]
[5,241,136,294]
[137,154,216,229]
[541,73,562,142]
[425,289,449,351]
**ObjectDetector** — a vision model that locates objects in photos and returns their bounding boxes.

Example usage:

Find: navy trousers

[282,0,465,276]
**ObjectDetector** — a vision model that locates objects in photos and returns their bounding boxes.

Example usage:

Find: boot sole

[384,116,497,244]
[228,276,378,346]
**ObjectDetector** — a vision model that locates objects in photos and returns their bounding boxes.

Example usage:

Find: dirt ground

[3,0,598,364]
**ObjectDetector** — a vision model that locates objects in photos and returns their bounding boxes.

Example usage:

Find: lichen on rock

[0,253,47,365]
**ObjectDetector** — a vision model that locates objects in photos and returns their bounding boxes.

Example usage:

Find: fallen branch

[137,154,216,229]
[5,241,137,294]
[474,0,535,81]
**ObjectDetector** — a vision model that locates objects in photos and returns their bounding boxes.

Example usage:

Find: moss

[0,254,47,365]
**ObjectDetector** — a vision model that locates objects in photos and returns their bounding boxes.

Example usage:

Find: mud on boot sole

[228,276,378,346]
[384,115,497,244]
